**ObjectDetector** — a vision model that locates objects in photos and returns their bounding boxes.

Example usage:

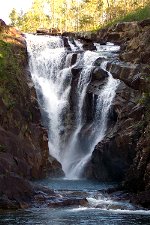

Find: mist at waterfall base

[1,179,150,225]
[26,34,119,179]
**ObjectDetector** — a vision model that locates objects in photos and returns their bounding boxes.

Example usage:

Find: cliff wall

[0,20,63,209]
[69,20,150,207]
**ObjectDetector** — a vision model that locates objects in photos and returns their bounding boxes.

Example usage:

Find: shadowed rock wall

[0,20,63,209]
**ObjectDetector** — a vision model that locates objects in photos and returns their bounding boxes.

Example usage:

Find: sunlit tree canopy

[9,0,150,32]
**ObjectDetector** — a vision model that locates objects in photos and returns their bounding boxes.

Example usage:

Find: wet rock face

[88,79,142,181]
[80,38,96,51]
[62,36,71,50]
[107,62,150,92]
[89,65,149,184]
[124,123,150,192]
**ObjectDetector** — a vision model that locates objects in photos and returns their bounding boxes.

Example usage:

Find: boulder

[0,174,33,209]
[91,66,108,81]
[36,28,49,34]
[0,19,6,26]
[139,19,150,28]
[48,197,88,208]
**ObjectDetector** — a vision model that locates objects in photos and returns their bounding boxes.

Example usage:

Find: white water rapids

[26,34,119,179]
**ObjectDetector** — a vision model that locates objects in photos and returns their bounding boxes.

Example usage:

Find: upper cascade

[26,34,119,179]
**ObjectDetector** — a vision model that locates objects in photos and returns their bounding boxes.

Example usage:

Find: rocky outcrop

[0,20,63,209]
[65,19,150,65]
[87,74,142,180]
[123,122,150,208]
[36,28,61,35]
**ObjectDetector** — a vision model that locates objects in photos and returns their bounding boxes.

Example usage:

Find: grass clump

[0,39,19,107]
[120,5,150,22]
[101,5,150,29]
[0,40,18,78]
[0,28,26,109]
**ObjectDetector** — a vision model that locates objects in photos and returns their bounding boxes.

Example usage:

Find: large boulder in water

[48,197,88,208]
[0,174,34,209]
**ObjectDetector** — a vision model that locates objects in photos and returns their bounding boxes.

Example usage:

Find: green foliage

[9,8,19,26]
[0,40,21,82]
[0,32,26,109]
[100,5,150,29]
[120,5,150,22]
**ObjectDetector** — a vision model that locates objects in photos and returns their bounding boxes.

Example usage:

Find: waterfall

[26,34,119,179]
[67,38,83,51]
[65,62,119,178]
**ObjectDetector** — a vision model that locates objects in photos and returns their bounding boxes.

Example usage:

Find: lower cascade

[26,34,119,179]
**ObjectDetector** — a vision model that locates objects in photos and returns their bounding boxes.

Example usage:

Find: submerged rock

[48,197,88,208]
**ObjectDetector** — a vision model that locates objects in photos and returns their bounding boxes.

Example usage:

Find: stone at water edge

[92,66,108,81]
[0,174,34,210]
[48,198,88,208]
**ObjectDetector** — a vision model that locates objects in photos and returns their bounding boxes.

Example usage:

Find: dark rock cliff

[68,20,150,207]
[0,20,63,209]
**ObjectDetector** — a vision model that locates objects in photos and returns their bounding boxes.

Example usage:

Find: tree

[9,0,150,32]
[9,9,19,27]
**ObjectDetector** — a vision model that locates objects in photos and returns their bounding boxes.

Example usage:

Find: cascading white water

[66,61,120,178]
[67,38,83,51]
[94,42,120,52]
[62,51,101,176]
[26,34,119,179]
[26,34,69,160]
